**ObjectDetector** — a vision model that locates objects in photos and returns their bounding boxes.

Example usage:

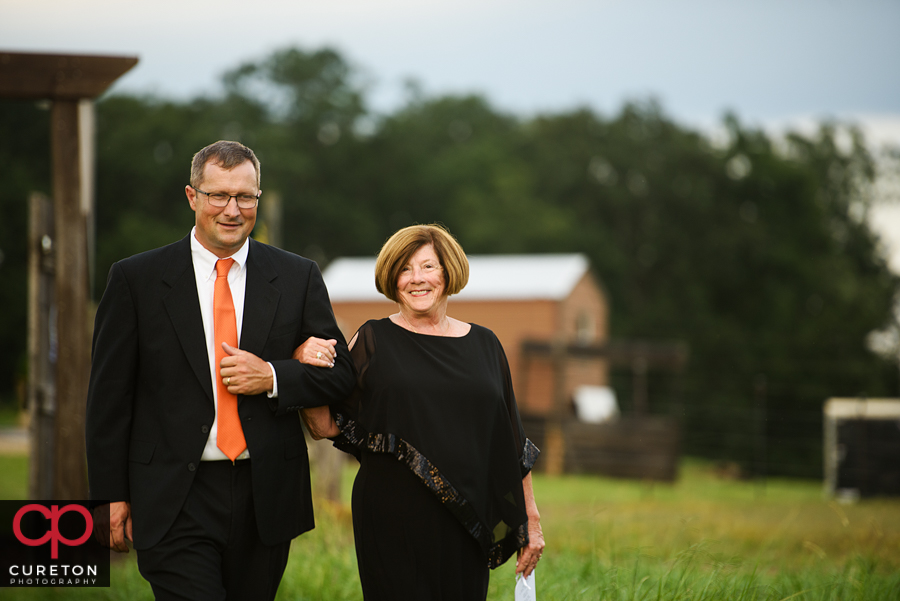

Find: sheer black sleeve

[329,320,376,458]
[495,336,541,478]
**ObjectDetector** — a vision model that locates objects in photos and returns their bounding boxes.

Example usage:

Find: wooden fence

[523,416,680,481]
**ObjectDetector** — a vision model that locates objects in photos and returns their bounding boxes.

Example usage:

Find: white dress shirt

[190,228,278,461]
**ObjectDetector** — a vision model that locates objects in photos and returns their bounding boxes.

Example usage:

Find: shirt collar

[190,226,251,280]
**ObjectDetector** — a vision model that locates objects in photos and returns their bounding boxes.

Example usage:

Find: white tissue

[515,569,536,601]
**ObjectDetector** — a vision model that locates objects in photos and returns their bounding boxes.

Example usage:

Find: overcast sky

[4,0,900,264]
[3,0,899,141]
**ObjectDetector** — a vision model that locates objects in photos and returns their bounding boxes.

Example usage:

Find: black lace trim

[521,437,540,475]
[332,411,539,569]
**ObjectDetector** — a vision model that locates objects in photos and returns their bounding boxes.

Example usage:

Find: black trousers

[136,460,291,601]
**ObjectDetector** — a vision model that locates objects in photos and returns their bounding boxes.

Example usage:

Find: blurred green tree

[514,104,899,475]
[0,99,50,402]
[220,47,373,260]
[2,46,897,476]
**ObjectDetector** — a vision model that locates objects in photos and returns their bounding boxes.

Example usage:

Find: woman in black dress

[299,224,544,600]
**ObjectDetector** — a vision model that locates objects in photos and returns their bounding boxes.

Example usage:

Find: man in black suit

[86,140,355,600]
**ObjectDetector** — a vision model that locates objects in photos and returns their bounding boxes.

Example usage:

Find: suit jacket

[85,235,356,549]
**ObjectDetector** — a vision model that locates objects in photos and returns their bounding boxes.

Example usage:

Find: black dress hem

[332,411,539,569]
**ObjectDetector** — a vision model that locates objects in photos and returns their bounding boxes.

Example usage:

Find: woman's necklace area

[398,312,449,336]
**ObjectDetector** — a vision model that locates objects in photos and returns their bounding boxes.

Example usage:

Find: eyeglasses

[190,186,260,209]
[400,262,442,276]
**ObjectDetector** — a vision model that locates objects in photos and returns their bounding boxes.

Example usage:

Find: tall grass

[1,456,898,600]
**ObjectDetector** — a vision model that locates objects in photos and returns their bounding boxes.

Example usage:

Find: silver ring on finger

[316,351,323,359]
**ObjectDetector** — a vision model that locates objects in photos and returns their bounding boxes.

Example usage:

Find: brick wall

[329,273,609,417]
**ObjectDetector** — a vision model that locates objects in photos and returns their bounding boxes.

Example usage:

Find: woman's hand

[516,515,545,578]
[294,336,346,439]
[516,472,544,577]
[293,337,337,368]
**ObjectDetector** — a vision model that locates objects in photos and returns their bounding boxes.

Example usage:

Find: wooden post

[544,339,567,476]
[50,100,90,499]
[308,438,344,503]
[3,51,137,501]
[753,373,768,494]
[262,190,283,249]
[27,193,56,499]
[632,355,649,415]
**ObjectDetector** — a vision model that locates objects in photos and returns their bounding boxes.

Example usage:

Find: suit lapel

[162,237,214,403]
[240,240,281,365]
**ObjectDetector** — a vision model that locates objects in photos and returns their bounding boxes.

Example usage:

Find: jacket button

[244,416,252,422]
[188,463,196,472]
[201,425,210,433]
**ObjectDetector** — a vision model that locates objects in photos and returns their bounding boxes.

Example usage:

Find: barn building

[323,253,682,480]
[322,253,610,420]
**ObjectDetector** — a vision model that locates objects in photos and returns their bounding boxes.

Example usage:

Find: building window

[576,311,594,344]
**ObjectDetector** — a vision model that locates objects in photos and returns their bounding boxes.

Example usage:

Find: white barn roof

[323,253,591,302]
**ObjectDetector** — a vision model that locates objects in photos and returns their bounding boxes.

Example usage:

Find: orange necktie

[214,258,246,461]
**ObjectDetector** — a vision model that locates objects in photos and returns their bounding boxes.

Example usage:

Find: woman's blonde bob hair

[374,224,469,303]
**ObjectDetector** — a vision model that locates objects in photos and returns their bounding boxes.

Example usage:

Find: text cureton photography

[0,501,110,588]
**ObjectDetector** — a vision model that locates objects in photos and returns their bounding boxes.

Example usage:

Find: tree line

[1,46,897,476]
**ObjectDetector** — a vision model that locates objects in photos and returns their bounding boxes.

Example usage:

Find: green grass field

[1,453,898,600]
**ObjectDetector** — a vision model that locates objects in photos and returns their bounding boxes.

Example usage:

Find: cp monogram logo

[13,504,93,559]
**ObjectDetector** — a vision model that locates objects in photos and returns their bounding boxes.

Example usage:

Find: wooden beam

[27,192,56,499]
[0,51,137,100]
[51,100,90,499]
[523,338,688,418]
[521,339,690,371]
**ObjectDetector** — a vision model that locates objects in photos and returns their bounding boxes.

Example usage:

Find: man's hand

[300,406,340,439]
[93,501,132,553]
[220,343,275,395]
